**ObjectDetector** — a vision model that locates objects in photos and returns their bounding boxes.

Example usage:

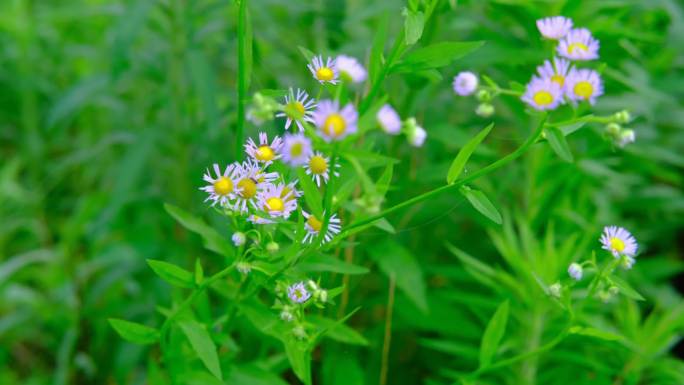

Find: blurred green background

[1,0,683,384]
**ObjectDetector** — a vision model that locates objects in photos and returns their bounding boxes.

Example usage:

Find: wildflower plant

[103,4,678,385]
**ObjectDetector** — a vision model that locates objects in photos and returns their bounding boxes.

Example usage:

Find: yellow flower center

[307,215,323,232]
[256,145,275,161]
[294,289,304,299]
[266,197,284,212]
[568,42,588,54]
[237,178,257,199]
[316,67,335,81]
[285,101,305,120]
[309,155,328,175]
[573,81,593,99]
[610,237,625,252]
[323,114,346,137]
[533,91,554,106]
[290,143,303,157]
[551,75,565,87]
[213,177,233,196]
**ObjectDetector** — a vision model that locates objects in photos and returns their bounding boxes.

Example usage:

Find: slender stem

[379,273,396,385]
[235,0,249,159]
[344,116,547,234]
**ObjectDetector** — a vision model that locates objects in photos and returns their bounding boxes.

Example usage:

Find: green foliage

[2,1,684,385]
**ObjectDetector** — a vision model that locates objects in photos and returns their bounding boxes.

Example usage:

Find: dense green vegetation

[1,1,683,384]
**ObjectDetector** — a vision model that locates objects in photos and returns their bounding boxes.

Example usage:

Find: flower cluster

[523,16,603,110]
[274,280,330,339]
[559,226,639,303]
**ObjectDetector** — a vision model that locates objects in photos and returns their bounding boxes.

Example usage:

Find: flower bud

[605,123,621,137]
[292,325,307,339]
[618,129,635,148]
[475,103,495,118]
[549,282,562,298]
[476,89,492,102]
[608,286,619,296]
[280,310,294,322]
[236,261,252,275]
[613,110,631,124]
[621,255,636,270]
[266,241,280,253]
[567,263,583,281]
[319,290,328,303]
[232,232,246,247]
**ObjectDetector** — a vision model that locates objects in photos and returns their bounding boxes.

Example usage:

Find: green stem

[235,0,249,160]
[344,115,547,233]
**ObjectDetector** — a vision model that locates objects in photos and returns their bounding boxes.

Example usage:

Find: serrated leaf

[109,318,159,345]
[610,276,645,301]
[179,320,222,380]
[297,168,323,217]
[391,41,484,73]
[479,300,509,368]
[447,123,494,184]
[545,126,574,162]
[461,187,502,224]
[147,259,194,288]
[403,9,424,45]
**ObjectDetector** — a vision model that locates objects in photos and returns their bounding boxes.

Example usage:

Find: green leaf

[403,9,424,45]
[195,258,204,285]
[309,315,369,346]
[164,203,233,258]
[178,320,223,380]
[545,126,574,162]
[147,259,194,288]
[284,338,311,385]
[569,326,624,341]
[610,276,645,301]
[376,164,394,196]
[369,15,388,84]
[373,217,396,234]
[295,254,369,275]
[447,123,494,184]
[297,46,315,62]
[297,168,323,217]
[369,240,428,312]
[479,300,509,368]
[109,318,159,345]
[391,41,484,73]
[460,186,502,225]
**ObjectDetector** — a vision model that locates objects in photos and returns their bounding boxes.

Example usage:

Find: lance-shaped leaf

[109,319,159,345]
[447,123,494,184]
[147,259,194,288]
[479,300,510,368]
[460,186,503,225]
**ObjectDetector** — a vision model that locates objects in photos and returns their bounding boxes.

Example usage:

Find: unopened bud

[232,232,246,247]
[549,282,562,298]
[476,103,495,118]
[266,241,280,253]
[567,263,583,281]
[613,110,631,124]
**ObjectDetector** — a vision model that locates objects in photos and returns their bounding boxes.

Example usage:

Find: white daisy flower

[377,104,401,135]
[281,133,313,166]
[600,226,638,259]
[308,55,339,84]
[312,99,358,141]
[200,163,241,207]
[276,88,316,131]
[536,16,573,39]
[335,55,367,84]
[244,132,283,164]
[557,28,600,61]
[567,263,583,281]
[302,211,341,244]
[304,152,339,187]
[408,125,427,147]
[521,76,563,111]
[536,57,573,89]
[256,183,298,219]
[452,71,479,96]
[288,282,312,303]
[565,68,603,105]
[233,160,278,213]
